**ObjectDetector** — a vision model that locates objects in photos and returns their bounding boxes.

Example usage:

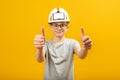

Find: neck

[53,36,65,43]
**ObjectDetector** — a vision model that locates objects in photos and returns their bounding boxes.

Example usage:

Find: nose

[57,25,62,30]
[58,26,61,29]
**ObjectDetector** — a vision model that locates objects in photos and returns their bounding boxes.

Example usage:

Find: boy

[34,8,92,80]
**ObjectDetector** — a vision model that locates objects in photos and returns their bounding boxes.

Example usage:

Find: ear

[65,26,68,31]
[65,29,68,32]
[49,24,52,28]
[66,26,69,29]
[49,25,54,31]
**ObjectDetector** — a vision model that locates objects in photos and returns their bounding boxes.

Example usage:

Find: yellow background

[0,0,120,80]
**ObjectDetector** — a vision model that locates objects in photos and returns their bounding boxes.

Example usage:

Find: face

[49,22,68,38]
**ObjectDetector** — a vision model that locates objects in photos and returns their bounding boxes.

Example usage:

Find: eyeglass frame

[49,22,69,29]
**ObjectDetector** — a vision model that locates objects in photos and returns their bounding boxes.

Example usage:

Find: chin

[54,31,64,37]
[56,33,64,37]
[56,35,63,37]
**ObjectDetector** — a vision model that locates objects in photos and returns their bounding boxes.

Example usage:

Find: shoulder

[65,38,80,47]
[45,40,52,46]
[65,38,79,43]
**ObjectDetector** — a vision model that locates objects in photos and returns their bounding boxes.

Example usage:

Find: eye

[54,24,58,27]
[52,23,57,27]
[60,24,65,27]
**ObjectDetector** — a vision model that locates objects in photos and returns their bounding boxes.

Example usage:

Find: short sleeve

[73,40,80,47]
[44,41,48,54]
[72,39,81,54]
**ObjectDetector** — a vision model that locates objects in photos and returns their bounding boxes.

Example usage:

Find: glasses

[51,23,68,29]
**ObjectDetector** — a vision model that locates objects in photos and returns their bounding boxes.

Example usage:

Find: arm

[74,28,92,59]
[74,46,89,59]
[34,27,46,63]
[36,48,45,63]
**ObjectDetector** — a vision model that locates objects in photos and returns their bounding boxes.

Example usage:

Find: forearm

[78,48,89,59]
[36,48,45,63]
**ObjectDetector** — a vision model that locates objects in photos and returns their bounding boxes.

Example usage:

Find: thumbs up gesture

[34,27,45,49]
[80,28,92,49]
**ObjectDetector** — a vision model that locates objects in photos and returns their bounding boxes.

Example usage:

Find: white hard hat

[48,8,70,23]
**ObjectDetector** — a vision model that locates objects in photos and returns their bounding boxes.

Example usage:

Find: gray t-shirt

[44,38,80,80]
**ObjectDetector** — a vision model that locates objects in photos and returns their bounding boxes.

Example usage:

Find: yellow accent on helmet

[48,8,70,23]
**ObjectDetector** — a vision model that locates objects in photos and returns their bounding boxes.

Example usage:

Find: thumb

[80,27,84,38]
[41,27,46,41]
[41,27,45,37]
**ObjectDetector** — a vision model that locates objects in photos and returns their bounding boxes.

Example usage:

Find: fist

[80,28,92,49]
[34,27,45,49]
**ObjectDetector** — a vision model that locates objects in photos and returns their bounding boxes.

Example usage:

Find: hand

[34,27,45,49]
[80,28,92,49]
